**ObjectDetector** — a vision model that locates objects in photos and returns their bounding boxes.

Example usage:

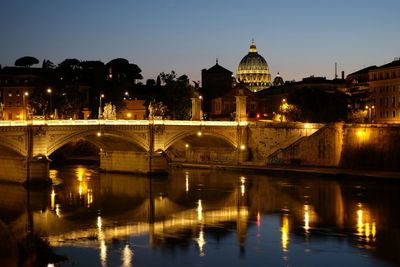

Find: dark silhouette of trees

[287,88,348,122]
[157,71,194,119]
[15,56,39,67]
[105,58,143,108]
[42,59,56,70]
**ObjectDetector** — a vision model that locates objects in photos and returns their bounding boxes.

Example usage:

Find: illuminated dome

[236,40,271,92]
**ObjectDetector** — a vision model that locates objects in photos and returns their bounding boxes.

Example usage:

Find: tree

[15,56,39,67]
[42,59,56,69]
[158,71,194,120]
[105,58,143,109]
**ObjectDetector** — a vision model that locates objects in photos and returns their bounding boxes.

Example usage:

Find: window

[379,88,382,93]
[393,96,396,106]
[386,111,389,118]
[386,96,389,106]
[380,111,383,118]
[393,111,396,118]
[393,72,396,78]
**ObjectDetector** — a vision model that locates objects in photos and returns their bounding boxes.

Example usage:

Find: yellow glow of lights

[87,189,93,208]
[55,204,61,217]
[357,130,365,138]
[50,189,56,210]
[97,132,102,137]
[185,143,189,148]
[240,184,245,196]
[100,239,107,267]
[126,113,132,118]
[0,119,248,127]
[78,182,83,196]
[197,131,202,136]
[47,88,52,94]
[356,203,377,242]
[357,204,363,236]
[197,228,206,257]
[197,200,203,221]
[304,205,310,233]
[122,244,133,267]
[240,144,246,150]
[97,216,103,230]
[185,173,189,192]
[281,215,289,252]
[240,176,246,196]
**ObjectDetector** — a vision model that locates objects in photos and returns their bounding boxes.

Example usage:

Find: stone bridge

[0,119,323,183]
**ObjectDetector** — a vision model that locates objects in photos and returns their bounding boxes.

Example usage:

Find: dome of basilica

[236,40,271,92]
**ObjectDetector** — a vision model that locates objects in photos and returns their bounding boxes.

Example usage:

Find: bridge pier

[27,156,51,183]
[99,151,168,174]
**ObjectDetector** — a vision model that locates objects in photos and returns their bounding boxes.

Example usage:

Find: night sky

[1,0,399,82]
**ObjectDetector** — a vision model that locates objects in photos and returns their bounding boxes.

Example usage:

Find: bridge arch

[47,129,148,156]
[163,129,238,151]
[0,136,27,157]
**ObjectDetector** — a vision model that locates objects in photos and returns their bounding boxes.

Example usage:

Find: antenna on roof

[216,58,218,65]
[335,62,338,79]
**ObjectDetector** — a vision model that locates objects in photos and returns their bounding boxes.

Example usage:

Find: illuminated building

[236,40,272,92]
[368,58,400,123]
[0,67,40,120]
[121,99,146,119]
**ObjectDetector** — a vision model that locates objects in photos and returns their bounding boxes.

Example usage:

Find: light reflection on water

[1,165,399,267]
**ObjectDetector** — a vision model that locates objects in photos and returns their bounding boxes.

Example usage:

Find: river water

[1,165,400,267]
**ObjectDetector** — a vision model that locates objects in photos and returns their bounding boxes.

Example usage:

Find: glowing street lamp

[280,98,288,124]
[23,92,29,120]
[99,94,105,119]
[47,88,52,118]
[365,105,375,123]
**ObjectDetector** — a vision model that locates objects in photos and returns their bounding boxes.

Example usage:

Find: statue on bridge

[103,102,117,120]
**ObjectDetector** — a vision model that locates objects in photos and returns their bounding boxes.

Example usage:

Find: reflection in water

[97,215,107,267]
[281,214,289,252]
[185,171,189,192]
[196,226,206,257]
[197,199,203,222]
[50,188,55,210]
[122,243,133,267]
[1,166,400,267]
[356,203,377,243]
[304,204,310,234]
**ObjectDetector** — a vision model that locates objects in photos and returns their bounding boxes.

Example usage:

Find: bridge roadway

[0,119,322,183]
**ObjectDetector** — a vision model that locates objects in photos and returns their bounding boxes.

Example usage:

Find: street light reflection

[122,243,133,267]
[281,215,289,252]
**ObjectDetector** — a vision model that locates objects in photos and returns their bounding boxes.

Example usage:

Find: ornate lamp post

[98,94,104,119]
[47,88,52,118]
[23,92,29,120]
[365,105,375,123]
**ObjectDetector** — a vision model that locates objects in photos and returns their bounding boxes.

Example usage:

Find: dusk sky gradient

[1,0,399,83]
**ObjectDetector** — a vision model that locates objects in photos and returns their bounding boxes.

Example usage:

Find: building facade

[0,67,41,120]
[201,60,234,112]
[368,59,400,123]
